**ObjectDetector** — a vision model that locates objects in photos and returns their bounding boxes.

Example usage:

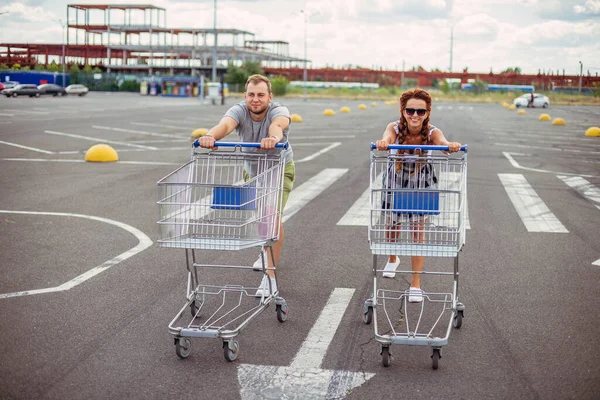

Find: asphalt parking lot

[0,92,599,399]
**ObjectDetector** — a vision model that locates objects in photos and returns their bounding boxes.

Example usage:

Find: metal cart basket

[157,141,289,361]
[363,143,468,369]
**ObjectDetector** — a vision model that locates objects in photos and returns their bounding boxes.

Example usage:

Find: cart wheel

[431,348,441,370]
[363,304,373,325]
[453,310,463,329]
[190,301,200,319]
[276,303,288,323]
[175,337,191,359]
[381,346,391,367]
[223,340,239,362]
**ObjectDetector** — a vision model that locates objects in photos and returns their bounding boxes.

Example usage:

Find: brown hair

[245,74,271,93]
[396,88,432,146]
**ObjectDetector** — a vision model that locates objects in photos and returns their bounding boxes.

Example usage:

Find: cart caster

[175,337,192,359]
[362,300,373,325]
[453,310,464,329]
[276,302,288,323]
[431,348,441,370]
[381,346,391,367]
[223,340,239,362]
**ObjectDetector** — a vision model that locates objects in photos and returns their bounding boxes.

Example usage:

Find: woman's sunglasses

[404,108,428,116]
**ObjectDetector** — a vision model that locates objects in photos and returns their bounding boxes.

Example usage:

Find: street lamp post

[301,10,308,100]
[57,19,66,87]
[212,0,217,82]
[578,61,583,93]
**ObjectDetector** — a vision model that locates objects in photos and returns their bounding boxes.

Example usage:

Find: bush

[271,76,288,96]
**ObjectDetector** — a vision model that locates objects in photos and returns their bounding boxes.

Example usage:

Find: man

[198,74,295,297]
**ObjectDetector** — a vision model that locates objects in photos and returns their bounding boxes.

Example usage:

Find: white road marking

[495,143,600,155]
[558,176,600,267]
[45,130,158,150]
[130,121,195,130]
[92,125,186,139]
[0,210,152,299]
[0,113,15,116]
[0,140,54,154]
[498,173,568,233]
[1,158,180,165]
[557,175,600,210]
[295,142,341,163]
[290,288,355,369]
[237,288,374,399]
[3,109,50,115]
[503,152,597,178]
[284,168,348,221]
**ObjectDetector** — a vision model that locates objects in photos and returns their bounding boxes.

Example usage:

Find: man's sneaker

[408,287,423,303]
[382,258,400,278]
[254,275,277,297]
[253,249,268,271]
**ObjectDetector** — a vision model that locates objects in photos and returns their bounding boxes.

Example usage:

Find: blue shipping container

[1,71,69,86]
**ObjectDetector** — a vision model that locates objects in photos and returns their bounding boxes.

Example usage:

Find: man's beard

[249,104,268,115]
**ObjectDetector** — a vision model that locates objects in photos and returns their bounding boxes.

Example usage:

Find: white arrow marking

[0,210,152,299]
[503,152,597,178]
[237,288,374,399]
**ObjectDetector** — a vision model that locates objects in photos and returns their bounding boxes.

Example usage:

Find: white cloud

[574,0,600,14]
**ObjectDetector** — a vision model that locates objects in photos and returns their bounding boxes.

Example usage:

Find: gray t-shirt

[224,101,294,164]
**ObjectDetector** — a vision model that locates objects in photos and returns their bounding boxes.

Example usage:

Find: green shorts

[280,161,295,211]
[244,161,295,212]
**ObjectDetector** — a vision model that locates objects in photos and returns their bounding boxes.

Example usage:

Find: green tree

[34,64,45,71]
[92,66,102,73]
[11,63,21,70]
[83,64,93,73]
[225,63,248,86]
[244,60,264,76]
[69,64,80,84]
[471,80,488,94]
[21,66,30,71]
[0,63,8,70]
[47,61,59,72]
[270,76,288,96]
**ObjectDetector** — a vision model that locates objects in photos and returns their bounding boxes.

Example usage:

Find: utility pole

[578,61,583,93]
[449,25,454,73]
[300,10,310,100]
[212,0,217,82]
[57,19,66,87]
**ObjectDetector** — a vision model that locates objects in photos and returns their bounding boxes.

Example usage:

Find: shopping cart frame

[363,143,468,369]
[157,141,289,361]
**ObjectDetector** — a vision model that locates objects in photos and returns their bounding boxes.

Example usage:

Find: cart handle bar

[370,143,468,152]
[193,140,289,150]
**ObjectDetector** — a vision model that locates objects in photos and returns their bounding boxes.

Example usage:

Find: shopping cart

[363,143,468,369]
[157,141,289,361]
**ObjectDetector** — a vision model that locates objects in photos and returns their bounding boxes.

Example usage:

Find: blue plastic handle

[370,143,468,152]
[193,140,289,150]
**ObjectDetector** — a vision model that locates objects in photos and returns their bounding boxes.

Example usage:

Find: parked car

[3,81,20,90]
[38,84,67,96]
[3,84,41,98]
[513,93,549,108]
[65,84,89,96]
[0,82,4,92]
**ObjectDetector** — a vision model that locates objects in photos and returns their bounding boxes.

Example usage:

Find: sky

[0,0,598,76]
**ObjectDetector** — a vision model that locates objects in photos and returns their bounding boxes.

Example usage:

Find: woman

[375,88,461,302]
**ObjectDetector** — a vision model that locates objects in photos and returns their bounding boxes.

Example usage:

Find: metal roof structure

[0,3,307,76]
